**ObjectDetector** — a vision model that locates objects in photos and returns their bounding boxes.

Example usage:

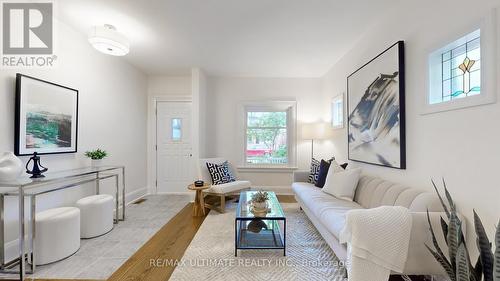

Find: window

[246,112,288,165]
[241,102,297,168]
[425,17,496,115]
[171,118,182,141]
[331,94,344,129]
[430,29,481,104]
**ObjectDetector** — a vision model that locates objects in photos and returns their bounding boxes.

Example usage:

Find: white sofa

[199,158,251,212]
[292,171,450,275]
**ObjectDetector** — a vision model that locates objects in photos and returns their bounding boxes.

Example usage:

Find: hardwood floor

[276,194,296,203]
[107,203,206,281]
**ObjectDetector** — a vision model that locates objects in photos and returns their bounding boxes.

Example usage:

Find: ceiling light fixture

[88,24,130,56]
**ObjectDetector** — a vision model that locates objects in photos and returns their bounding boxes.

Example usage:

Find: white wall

[0,20,148,259]
[192,68,209,159]
[321,0,500,251]
[206,76,327,191]
[148,76,192,96]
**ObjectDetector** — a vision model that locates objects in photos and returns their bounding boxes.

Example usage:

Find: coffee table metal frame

[234,191,286,257]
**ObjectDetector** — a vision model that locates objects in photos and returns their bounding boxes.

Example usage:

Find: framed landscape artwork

[15,74,79,156]
[347,41,406,169]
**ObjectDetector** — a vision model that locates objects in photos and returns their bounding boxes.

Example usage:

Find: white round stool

[35,207,80,265]
[76,194,114,238]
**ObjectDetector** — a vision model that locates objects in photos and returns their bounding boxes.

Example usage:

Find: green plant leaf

[470,87,481,92]
[449,212,461,272]
[493,220,500,281]
[426,244,456,281]
[443,179,456,212]
[428,210,449,262]
[474,210,495,281]
[432,179,450,218]
[475,256,483,281]
[441,216,449,246]
[457,243,470,281]
[452,90,465,97]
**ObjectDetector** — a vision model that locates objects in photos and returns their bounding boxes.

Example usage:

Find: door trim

[149,96,192,195]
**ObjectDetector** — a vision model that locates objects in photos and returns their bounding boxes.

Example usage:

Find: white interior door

[156,101,193,193]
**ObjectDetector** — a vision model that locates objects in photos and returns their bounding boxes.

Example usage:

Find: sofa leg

[220,195,226,213]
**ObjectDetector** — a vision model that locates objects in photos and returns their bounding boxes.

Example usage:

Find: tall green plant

[427,179,500,281]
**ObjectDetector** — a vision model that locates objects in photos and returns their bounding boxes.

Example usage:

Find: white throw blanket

[339,206,412,281]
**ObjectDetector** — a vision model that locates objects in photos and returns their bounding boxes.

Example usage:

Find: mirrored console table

[0,166,126,280]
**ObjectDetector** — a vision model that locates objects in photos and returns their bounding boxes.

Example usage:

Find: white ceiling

[59,0,398,77]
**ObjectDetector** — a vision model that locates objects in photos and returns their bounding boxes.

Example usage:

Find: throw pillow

[308,158,321,184]
[322,167,362,201]
[206,161,236,185]
[315,160,331,188]
[329,159,345,173]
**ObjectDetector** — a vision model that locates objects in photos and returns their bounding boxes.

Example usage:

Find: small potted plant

[85,149,108,167]
[251,191,269,211]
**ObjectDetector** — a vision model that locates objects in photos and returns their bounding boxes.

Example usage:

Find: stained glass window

[429,29,481,105]
[441,36,480,101]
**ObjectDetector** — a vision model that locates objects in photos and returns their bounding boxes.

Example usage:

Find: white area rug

[170,203,347,281]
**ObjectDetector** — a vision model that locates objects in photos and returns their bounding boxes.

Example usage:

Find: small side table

[187,183,211,216]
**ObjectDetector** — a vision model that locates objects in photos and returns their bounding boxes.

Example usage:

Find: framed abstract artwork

[15,74,79,156]
[331,93,344,129]
[347,41,406,169]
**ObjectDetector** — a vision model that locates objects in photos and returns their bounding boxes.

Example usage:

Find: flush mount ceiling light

[88,24,130,56]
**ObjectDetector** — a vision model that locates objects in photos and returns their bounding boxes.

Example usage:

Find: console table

[0,166,126,280]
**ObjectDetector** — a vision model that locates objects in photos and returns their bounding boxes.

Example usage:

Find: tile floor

[5,194,191,280]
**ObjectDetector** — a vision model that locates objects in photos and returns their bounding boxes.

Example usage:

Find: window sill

[237,166,298,173]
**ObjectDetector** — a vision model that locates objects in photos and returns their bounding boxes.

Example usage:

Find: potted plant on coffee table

[250,191,269,216]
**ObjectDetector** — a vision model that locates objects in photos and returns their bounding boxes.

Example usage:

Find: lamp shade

[301,122,332,140]
[88,24,130,56]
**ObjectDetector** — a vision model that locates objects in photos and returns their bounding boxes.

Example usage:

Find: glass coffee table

[235,191,286,256]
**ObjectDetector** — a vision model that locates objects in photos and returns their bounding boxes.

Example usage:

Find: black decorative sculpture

[26,152,48,178]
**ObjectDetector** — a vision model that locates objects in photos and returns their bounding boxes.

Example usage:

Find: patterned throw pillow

[308,157,338,184]
[308,158,321,184]
[206,161,236,185]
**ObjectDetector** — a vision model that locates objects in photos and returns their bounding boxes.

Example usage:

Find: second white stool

[76,194,114,238]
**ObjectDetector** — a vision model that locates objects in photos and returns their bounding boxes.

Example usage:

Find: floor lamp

[301,122,330,159]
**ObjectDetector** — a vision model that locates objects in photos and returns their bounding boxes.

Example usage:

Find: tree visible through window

[246,112,287,165]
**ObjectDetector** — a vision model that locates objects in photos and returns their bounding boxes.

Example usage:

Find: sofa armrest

[405,211,465,275]
[293,170,310,182]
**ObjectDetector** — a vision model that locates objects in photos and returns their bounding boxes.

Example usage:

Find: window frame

[238,101,297,169]
[423,9,497,115]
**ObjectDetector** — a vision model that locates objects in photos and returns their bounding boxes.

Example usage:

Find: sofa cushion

[354,175,443,212]
[293,182,363,238]
[206,180,251,194]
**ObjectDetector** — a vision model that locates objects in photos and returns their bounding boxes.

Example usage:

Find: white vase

[252,201,268,211]
[0,152,23,181]
[91,159,103,168]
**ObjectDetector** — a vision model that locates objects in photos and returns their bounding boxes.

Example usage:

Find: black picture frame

[347,41,406,169]
[15,73,79,156]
